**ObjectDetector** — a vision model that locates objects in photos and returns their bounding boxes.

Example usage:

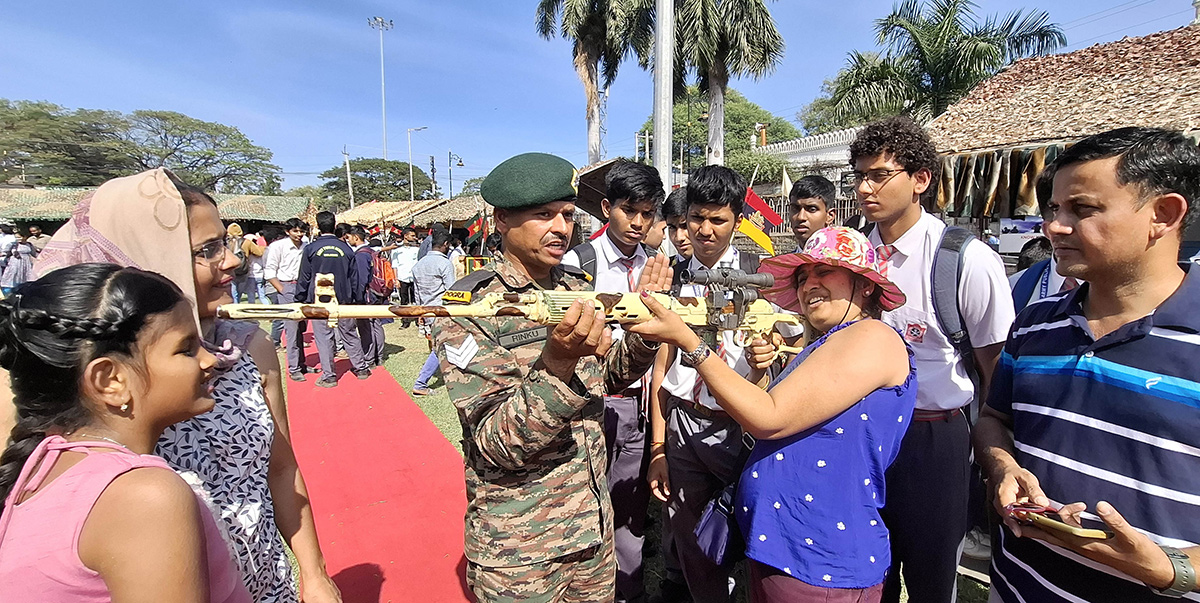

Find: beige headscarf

[35,168,200,327]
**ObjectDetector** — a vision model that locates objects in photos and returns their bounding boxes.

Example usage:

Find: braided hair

[0,264,185,510]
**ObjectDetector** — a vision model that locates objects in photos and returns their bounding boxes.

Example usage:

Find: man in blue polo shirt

[975,127,1200,602]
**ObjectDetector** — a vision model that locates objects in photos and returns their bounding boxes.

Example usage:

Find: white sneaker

[962,528,992,560]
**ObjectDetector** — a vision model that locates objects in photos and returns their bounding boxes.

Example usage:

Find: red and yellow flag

[466,212,486,244]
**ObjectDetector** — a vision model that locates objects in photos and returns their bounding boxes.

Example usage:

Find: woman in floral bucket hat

[630,226,916,602]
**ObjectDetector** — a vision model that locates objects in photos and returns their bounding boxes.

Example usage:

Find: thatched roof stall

[925,25,1200,220]
[336,200,445,227]
[0,187,315,224]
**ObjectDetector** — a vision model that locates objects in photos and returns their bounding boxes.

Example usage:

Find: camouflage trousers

[466,538,616,603]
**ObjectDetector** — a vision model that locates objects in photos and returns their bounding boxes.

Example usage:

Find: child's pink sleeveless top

[0,435,251,603]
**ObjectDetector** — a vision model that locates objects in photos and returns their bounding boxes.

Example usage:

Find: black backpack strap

[738,251,761,274]
[573,242,597,282]
[931,226,980,418]
[1011,259,1051,314]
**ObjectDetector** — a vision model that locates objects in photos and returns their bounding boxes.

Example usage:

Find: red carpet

[286,349,473,603]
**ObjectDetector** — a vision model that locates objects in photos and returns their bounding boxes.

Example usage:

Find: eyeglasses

[192,239,227,264]
[852,168,908,193]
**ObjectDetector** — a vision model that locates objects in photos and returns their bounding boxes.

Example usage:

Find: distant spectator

[662,186,691,264]
[787,175,837,250]
[348,225,386,367]
[409,229,456,396]
[25,224,52,254]
[1015,236,1052,272]
[391,227,420,324]
[485,232,502,256]
[0,236,34,296]
[296,212,369,387]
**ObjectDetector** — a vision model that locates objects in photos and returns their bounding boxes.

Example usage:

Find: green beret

[480,153,578,209]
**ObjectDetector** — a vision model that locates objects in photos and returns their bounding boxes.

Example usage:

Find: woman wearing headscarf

[630,226,917,602]
[30,168,341,602]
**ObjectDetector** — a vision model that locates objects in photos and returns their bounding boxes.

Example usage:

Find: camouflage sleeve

[433,316,593,470]
[603,331,661,394]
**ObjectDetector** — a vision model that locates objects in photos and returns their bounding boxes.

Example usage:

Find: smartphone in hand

[1005,502,1113,540]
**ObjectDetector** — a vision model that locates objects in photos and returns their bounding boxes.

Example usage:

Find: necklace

[71,432,129,448]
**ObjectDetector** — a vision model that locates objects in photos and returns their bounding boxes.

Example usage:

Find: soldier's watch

[679,339,711,369]
[1149,545,1196,598]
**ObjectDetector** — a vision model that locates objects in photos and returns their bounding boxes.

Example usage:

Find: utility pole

[407,126,427,201]
[652,0,674,191]
[429,155,437,199]
[343,147,356,209]
[368,17,393,159]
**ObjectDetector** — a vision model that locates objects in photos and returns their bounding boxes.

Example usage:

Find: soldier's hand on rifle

[635,254,673,293]
[540,298,613,382]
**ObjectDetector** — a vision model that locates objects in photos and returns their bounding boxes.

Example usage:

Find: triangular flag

[782,167,794,200]
[744,187,783,227]
[589,222,608,241]
[737,219,775,255]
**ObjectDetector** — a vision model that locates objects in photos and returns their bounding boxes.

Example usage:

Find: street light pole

[368,17,393,159]
[407,126,427,201]
[448,151,464,198]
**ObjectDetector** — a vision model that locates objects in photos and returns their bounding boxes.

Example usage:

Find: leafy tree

[726,149,789,187]
[796,75,899,136]
[643,87,799,180]
[0,100,138,186]
[455,176,484,198]
[318,158,433,212]
[536,0,653,165]
[823,0,1065,124]
[675,0,784,165]
[125,110,281,194]
[0,100,281,193]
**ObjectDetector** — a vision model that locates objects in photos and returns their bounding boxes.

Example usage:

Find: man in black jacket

[296,211,371,387]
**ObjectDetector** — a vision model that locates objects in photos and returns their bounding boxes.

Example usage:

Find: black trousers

[879,410,971,603]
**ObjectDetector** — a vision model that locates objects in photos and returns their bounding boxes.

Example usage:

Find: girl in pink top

[0,264,250,603]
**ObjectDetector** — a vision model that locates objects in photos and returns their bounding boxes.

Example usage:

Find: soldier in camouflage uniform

[432,153,671,602]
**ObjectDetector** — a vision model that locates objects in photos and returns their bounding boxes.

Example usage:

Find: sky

[1,0,1194,193]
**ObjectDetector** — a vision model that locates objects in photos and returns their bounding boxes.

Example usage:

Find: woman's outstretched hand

[628,291,699,350]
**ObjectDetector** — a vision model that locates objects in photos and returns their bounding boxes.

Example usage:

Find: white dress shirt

[562,234,649,294]
[661,245,753,410]
[263,238,304,282]
[868,211,1015,411]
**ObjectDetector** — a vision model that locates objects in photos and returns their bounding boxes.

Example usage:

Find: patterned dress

[157,352,297,602]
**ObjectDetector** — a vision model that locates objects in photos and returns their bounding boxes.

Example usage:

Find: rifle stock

[217,290,803,354]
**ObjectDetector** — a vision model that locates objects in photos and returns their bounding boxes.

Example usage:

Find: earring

[120,403,129,413]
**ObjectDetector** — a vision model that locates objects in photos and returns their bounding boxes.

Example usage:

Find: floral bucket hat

[758,226,906,313]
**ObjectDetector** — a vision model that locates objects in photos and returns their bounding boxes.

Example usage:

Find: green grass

[372,321,991,602]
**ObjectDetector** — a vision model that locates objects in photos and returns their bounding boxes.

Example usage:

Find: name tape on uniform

[443,290,472,304]
[497,327,549,349]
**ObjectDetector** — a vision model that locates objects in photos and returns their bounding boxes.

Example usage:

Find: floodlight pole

[368,17,393,159]
[407,126,427,201]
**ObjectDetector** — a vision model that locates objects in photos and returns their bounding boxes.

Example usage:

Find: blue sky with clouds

[2,0,1193,192]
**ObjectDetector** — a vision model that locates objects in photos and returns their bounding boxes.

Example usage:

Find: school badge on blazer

[904,322,926,344]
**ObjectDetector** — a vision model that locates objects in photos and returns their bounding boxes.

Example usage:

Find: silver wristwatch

[1150,545,1196,598]
[679,339,711,369]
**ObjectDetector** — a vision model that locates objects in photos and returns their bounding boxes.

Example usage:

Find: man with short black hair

[296,211,370,387]
[410,228,456,396]
[650,165,762,602]
[975,127,1200,603]
[266,217,313,374]
[562,159,665,603]
[851,117,1015,603]
[787,175,837,250]
[348,225,386,367]
[25,224,51,254]
[662,187,692,265]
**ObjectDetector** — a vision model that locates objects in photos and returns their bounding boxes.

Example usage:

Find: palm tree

[676,0,784,165]
[828,0,1065,123]
[536,0,652,165]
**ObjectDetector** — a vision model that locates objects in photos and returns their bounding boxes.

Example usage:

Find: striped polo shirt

[988,268,1200,603]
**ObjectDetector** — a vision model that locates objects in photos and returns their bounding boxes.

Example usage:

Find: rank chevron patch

[444,335,480,370]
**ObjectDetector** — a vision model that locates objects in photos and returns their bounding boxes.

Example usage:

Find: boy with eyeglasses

[851,117,1014,603]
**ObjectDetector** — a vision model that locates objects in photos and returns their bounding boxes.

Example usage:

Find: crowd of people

[432,118,1199,603]
[0,116,1196,603]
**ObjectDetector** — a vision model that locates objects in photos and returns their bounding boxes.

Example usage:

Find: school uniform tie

[617,257,637,291]
[875,244,897,264]
[1060,277,1079,293]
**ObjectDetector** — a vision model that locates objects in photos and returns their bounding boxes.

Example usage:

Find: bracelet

[1149,545,1196,598]
[651,441,666,447]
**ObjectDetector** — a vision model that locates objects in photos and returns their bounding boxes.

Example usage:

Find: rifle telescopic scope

[686,269,774,289]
